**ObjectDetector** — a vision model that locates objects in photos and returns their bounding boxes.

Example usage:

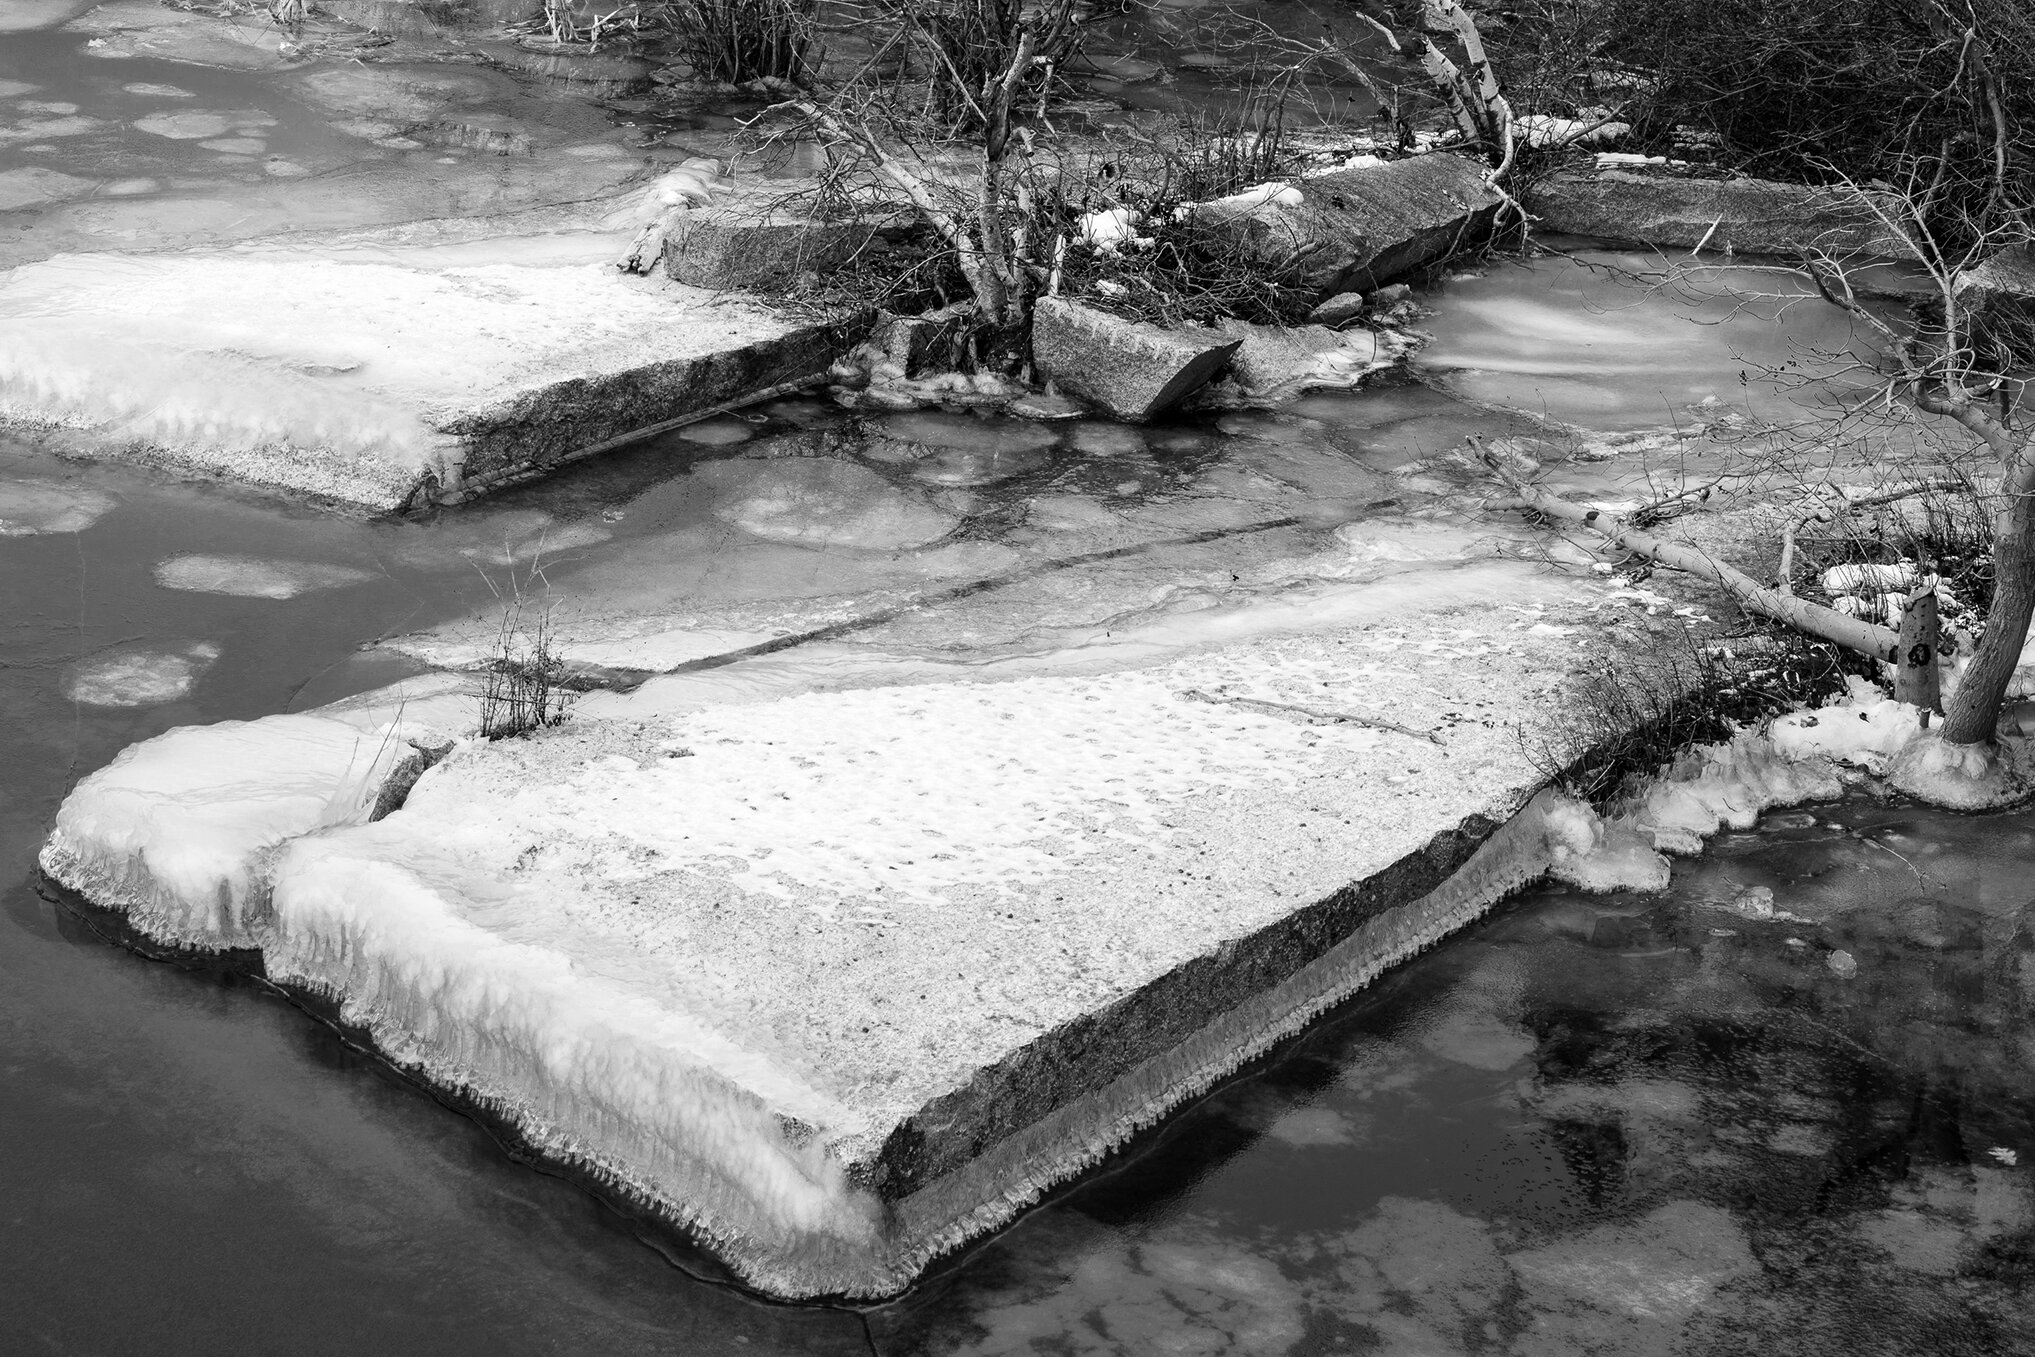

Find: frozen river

[3,10,2031,1354]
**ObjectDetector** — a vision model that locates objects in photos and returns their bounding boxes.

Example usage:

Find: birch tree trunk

[1943,440,2035,742]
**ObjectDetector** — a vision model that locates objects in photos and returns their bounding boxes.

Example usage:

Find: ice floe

[700,457,959,551]
[676,418,754,447]
[133,110,243,140]
[874,411,1060,454]
[154,553,376,599]
[66,642,219,707]
[906,443,1052,487]
[0,479,117,534]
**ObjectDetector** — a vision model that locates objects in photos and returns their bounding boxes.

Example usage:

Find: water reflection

[879,801,2035,1355]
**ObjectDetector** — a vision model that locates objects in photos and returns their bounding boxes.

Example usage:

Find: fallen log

[1477,442,1903,664]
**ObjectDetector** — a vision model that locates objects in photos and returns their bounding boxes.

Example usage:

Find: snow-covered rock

[41,576,1607,1299]
[1198,152,1505,296]
[0,236,851,510]
[40,713,435,946]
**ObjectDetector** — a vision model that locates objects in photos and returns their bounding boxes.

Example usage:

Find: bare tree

[1799,201,2034,744]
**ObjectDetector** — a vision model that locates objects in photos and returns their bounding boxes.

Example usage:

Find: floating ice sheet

[700,457,959,551]
[66,642,219,707]
[0,478,116,534]
[154,553,376,599]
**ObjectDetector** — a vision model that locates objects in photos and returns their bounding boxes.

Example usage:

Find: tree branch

[1478,442,1902,663]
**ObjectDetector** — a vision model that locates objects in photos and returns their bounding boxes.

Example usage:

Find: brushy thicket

[1532,626,1868,808]
[663,0,816,84]
[1494,0,2034,253]
[531,0,815,81]
[1027,98,1320,328]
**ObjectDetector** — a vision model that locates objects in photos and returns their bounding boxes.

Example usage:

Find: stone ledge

[37,584,1601,1299]
[1525,169,1920,259]
[0,233,871,513]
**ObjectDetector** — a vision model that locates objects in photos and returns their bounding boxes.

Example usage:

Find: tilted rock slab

[1030,297,1242,420]
[659,203,893,292]
[40,595,1631,1299]
[1955,242,2035,315]
[1526,169,1920,259]
[0,237,866,511]
[1202,152,1505,297]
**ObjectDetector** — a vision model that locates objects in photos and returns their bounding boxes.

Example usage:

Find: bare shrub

[664,0,817,84]
[1493,0,2035,254]
[1531,624,1861,807]
[873,0,1086,137]
[1159,91,1297,205]
[478,598,573,741]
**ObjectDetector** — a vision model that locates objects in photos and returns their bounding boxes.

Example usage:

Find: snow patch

[1822,561,1917,594]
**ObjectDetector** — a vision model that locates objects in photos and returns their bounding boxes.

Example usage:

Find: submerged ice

[0,478,115,534]
[154,553,376,598]
[66,642,218,708]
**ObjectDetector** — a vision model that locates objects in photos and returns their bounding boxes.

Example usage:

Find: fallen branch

[1476,441,1902,664]
[1179,688,1447,745]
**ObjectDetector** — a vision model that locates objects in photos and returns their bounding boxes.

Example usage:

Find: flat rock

[1202,153,1504,296]
[1031,298,1241,421]
[0,232,867,511]
[1525,169,1919,259]
[1307,291,1368,326]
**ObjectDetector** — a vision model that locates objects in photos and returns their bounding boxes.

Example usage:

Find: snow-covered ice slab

[40,603,1617,1298]
[41,711,439,946]
[0,233,862,512]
